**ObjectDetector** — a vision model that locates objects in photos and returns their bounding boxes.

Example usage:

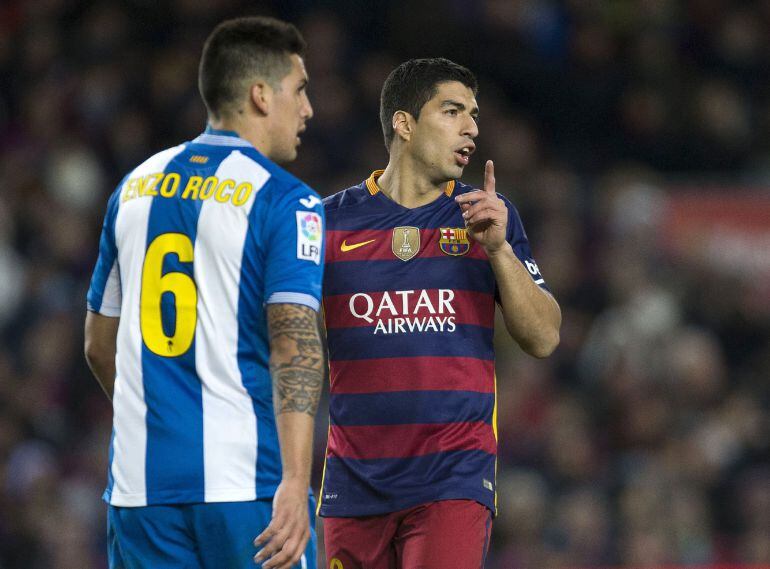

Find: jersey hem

[265,291,320,311]
[105,487,262,507]
[318,488,496,518]
[86,303,121,317]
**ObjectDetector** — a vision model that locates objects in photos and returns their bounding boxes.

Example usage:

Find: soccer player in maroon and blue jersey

[319,58,562,568]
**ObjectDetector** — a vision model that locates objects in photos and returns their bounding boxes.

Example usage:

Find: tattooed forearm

[267,303,324,416]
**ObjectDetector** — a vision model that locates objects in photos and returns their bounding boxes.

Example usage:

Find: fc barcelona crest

[392,226,420,261]
[439,227,470,256]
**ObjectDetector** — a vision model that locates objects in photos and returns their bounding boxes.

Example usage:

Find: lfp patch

[296,211,322,264]
[439,227,470,256]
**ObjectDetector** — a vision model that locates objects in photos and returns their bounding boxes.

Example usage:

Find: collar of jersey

[193,125,252,147]
[365,169,456,198]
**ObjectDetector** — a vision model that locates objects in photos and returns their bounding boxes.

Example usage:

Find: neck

[209,115,272,158]
[377,150,449,209]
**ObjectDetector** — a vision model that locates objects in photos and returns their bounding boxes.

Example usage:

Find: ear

[392,110,413,143]
[250,81,271,116]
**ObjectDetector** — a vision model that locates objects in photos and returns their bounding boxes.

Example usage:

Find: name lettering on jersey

[392,226,420,261]
[296,211,323,264]
[121,173,253,207]
[439,227,470,256]
[349,289,457,335]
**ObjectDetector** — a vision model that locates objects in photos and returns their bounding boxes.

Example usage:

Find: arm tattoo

[267,303,324,416]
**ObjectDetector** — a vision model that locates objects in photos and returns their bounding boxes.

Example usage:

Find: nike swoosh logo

[340,239,376,252]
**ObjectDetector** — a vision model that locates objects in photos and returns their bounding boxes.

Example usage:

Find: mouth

[454,143,475,167]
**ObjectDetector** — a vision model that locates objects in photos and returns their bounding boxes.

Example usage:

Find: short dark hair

[380,58,478,150]
[199,16,306,119]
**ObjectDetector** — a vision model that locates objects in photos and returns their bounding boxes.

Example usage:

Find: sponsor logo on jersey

[296,211,322,264]
[524,259,545,284]
[340,238,375,252]
[349,289,456,335]
[392,226,420,261]
[188,155,209,164]
[439,227,470,256]
[299,195,321,208]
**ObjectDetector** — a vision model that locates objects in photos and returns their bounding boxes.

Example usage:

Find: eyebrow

[441,99,479,117]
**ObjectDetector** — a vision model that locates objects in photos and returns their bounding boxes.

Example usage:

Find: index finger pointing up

[484,160,495,194]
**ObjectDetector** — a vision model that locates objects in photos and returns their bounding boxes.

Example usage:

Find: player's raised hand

[253,478,310,569]
[454,160,508,253]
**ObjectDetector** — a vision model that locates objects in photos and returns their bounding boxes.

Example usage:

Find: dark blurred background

[1,1,769,568]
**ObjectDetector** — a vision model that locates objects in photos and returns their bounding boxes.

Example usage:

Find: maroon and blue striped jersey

[318,170,548,518]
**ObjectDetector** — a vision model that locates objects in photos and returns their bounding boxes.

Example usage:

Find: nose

[463,113,478,139]
[302,92,314,120]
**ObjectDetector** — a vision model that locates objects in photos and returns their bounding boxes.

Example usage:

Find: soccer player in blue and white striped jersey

[84,17,324,569]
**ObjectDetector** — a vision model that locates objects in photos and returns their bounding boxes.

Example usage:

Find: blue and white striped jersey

[87,127,325,507]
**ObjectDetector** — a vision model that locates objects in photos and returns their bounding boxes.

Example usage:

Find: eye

[446,109,458,116]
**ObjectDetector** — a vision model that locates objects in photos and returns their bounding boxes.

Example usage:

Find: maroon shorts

[323,499,492,569]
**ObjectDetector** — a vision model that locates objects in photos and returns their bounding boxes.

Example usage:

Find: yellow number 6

[140,233,197,357]
[330,559,344,569]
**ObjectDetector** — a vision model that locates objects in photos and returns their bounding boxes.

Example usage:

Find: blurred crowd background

[0,0,769,568]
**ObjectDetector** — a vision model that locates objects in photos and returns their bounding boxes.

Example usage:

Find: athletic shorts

[323,499,492,569]
[108,498,317,569]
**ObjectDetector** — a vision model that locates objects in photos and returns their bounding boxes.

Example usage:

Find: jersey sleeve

[502,197,549,292]
[87,187,123,316]
[262,183,325,311]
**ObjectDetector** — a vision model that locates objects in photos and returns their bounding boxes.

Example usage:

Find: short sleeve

[263,184,325,311]
[504,197,549,291]
[87,188,123,316]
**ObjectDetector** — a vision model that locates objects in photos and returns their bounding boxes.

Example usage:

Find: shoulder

[322,181,370,214]
[235,150,321,206]
[108,143,189,209]
[235,148,296,187]
[126,143,190,179]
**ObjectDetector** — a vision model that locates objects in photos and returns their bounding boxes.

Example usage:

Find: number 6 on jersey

[140,233,197,357]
